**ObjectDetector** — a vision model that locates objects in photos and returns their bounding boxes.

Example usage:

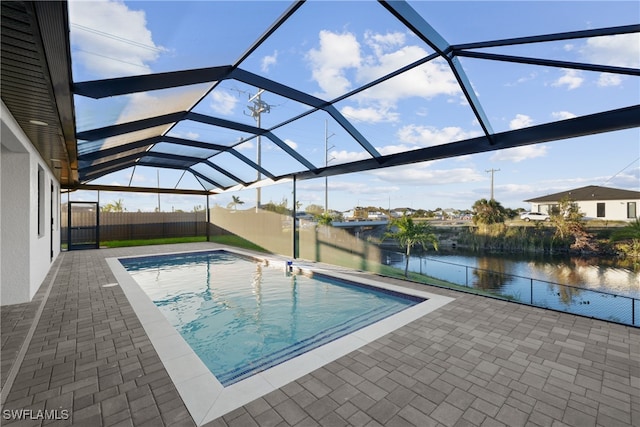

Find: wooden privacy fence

[60,211,210,244]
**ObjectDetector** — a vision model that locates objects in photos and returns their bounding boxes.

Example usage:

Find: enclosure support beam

[292,176,298,260]
[206,194,210,242]
[67,184,213,196]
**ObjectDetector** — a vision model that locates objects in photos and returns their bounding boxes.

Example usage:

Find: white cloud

[130,172,148,184]
[607,166,640,189]
[261,141,280,152]
[509,114,533,130]
[582,33,640,68]
[330,150,371,163]
[498,111,548,163]
[551,111,577,121]
[306,30,460,103]
[341,105,399,123]
[306,31,362,98]
[415,107,429,117]
[577,34,640,88]
[261,51,278,73]
[506,72,538,87]
[235,139,254,151]
[284,139,298,150]
[597,73,622,87]
[210,90,238,116]
[377,144,422,156]
[107,87,205,128]
[499,183,538,195]
[552,69,583,90]
[330,180,400,196]
[167,130,200,140]
[371,164,485,185]
[356,53,459,103]
[114,92,157,123]
[69,0,165,78]
[490,145,548,163]
[397,125,482,147]
[330,124,482,159]
[299,180,400,201]
[364,30,406,57]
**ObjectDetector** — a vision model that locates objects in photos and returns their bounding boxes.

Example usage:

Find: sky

[66,0,640,213]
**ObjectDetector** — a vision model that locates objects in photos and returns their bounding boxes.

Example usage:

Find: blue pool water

[119,251,424,386]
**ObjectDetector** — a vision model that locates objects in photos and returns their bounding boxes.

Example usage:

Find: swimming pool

[107,248,453,425]
[119,250,424,385]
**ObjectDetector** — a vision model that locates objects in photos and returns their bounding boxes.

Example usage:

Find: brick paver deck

[1,243,638,426]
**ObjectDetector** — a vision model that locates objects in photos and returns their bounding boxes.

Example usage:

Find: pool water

[120,251,424,386]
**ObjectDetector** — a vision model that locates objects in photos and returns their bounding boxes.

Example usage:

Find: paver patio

[1,243,638,426]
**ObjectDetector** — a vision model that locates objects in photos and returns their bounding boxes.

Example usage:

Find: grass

[99,235,268,252]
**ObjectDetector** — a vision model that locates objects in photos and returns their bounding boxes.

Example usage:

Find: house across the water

[524,185,640,221]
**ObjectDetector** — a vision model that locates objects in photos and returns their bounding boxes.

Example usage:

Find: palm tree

[101,198,125,212]
[113,198,124,212]
[472,198,506,225]
[611,218,640,241]
[610,218,640,259]
[227,195,244,211]
[385,216,439,277]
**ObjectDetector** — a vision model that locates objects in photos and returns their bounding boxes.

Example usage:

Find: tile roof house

[524,185,640,221]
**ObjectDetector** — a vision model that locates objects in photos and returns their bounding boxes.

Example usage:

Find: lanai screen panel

[67,1,639,194]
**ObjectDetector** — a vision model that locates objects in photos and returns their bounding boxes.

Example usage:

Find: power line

[73,48,151,70]
[71,23,164,52]
[600,156,640,186]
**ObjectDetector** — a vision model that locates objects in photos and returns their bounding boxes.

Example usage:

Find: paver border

[107,247,454,425]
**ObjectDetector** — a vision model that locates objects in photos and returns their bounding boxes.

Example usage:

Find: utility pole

[324,120,335,214]
[486,168,500,200]
[246,89,271,211]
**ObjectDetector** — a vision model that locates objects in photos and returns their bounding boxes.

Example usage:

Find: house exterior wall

[531,199,639,221]
[577,200,639,221]
[1,146,30,303]
[1,101,61,305]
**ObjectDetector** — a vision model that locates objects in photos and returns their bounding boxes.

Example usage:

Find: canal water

[382,249,640,325]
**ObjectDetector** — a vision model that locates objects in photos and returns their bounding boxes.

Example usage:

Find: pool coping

[107,248,454,426]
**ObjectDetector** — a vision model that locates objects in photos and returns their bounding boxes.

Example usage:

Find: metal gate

[67,201,100,250]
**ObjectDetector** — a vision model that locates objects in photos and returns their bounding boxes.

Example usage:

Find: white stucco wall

[1,146,30,303]
[578,200,639,221]
[1,101,61,305]
[531,200,639,221]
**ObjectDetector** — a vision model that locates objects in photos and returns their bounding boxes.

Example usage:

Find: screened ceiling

[2,1,639,195]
